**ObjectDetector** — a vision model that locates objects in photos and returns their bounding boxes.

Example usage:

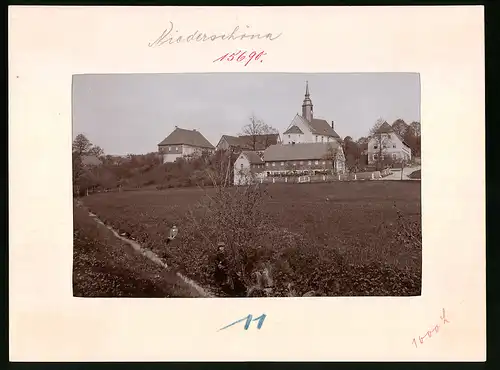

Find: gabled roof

[296,115,341,138]
[283,125,304,135]
[374,121,395,134]
[241,151,264,164]
[263,142,342,162]
[374,121,411,148]
[239,134,280,151]
[218,135,241,147]
[158,127,214,149]
[81,155,102,166]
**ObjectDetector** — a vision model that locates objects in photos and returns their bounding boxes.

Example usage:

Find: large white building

[367,121,412,165]
[282,81,342,145]
[158,126,215,163]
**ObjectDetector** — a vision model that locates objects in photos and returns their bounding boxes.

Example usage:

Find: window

[272,162,276,167]
[373,154,378,160]
[266,163,269,167]
[383,145,387,149]
[315,136,318,142]
[288,135,291,139]
[393,144,396,148]
[374,145,378,149]
[240,164,244,169]
[308,161,312,165]
[381,155,385,160]
[168,147,171,151]
[298,161,302,165]
[315,160,319,165]
[281,162,284,166]
[322,161,326,165]
[176,147,178,151]
[388,134,392,139]
[321,136,324,142]
[392,153,397,159]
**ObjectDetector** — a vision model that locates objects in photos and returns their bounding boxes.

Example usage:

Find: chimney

[175,125,178,129]
[331,121,335,130]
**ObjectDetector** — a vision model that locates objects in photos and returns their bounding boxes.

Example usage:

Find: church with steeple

[282,81,341,145]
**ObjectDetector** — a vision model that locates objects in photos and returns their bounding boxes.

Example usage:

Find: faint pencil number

[412,308,450,348]
[218,314,267,331]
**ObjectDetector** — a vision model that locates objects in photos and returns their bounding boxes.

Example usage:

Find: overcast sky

[72,73,420,155]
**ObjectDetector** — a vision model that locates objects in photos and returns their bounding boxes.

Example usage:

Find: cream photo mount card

[9,6,485,362]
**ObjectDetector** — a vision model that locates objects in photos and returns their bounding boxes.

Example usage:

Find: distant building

[216,133,280,154]
[158,126,215,163]
[216,135,243,152]
[81,155,102,167]
[367,121,412,165]
[262,142,345,176]
[233,151,266,185]
[282,82,342,145]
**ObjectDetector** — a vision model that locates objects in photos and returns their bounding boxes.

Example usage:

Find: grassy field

[79,181,422,297]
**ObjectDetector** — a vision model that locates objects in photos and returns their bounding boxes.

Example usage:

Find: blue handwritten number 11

[218,314,267,331]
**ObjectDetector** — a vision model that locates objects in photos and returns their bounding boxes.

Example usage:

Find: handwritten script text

[412,308,450,348]
[149,22,282,47]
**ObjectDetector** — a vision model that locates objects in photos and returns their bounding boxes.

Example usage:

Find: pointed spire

[302,81,313,122]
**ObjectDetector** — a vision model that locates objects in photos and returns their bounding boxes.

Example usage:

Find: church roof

[242,151,264,164]
[158,127,214,149]
[283,125,304,135]
[296,115,341,138]
[263,142,342,162]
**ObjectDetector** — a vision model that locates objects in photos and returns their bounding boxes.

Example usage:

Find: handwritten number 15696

[213,51,266,66]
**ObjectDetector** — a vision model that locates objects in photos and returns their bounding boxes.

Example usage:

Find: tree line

[72,115,421,195]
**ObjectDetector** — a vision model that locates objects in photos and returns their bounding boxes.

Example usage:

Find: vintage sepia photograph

[72,73,422,298]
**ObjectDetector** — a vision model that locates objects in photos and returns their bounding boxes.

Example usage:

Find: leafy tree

[392,118,409,137]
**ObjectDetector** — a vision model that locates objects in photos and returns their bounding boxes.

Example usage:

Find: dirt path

[74,200,215,298]
[383,166,421,181]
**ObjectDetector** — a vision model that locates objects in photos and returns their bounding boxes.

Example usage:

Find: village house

[216,133,280,154]
[158,126,215,163]
[81,155,102,167]
[261,142,346,176]
[233,151,266,185]
[282,81,342,145]
[367,121,412,165]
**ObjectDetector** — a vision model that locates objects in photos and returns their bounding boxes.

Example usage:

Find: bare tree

[369,119,391,171]
[323,143,343,175]
[240,114,279,151]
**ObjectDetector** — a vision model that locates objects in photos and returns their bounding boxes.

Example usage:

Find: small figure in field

[166,225,178,244]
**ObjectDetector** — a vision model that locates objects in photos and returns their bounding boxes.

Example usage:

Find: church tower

[301,81,314,122]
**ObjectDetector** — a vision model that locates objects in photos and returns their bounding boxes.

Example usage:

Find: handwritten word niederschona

[148,22,282,47]
[218,314,267,331]
[213,51,266,66]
